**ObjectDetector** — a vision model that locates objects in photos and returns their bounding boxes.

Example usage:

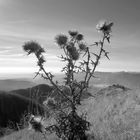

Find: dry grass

[0,128,58,140]
[1,85,140,140]
[78,85,140,140]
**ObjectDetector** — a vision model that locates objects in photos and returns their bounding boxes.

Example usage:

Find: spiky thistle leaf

[79,43,87,51]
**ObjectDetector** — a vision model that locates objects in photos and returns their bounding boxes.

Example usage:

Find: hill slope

[11,84,53,104]
[1,85,140,140]
[79,84,140,140]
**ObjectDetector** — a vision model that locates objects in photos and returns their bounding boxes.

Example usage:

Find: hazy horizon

[0,70,140,80]
[0,0,140,77]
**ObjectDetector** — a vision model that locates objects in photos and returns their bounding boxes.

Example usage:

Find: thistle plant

[22,20,113,140]
[28,115,48,140]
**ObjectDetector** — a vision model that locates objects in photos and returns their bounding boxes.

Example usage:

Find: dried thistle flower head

[68,30,78,37]
[23,41,45,55]
[79,43,87,51]
[29,115,45,133]
[66,43,73,51]
[96,20,114,35]
[76,34,84,41]
[67,45,79,60]
[55,34,68,46]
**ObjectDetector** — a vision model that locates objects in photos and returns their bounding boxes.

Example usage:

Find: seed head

[23,41,45,55]
[68,30,78,37]
[67,45,79,60]
[79,43,87,51]
[76,34,84,41]
[55,34,68,46]
[96,21,114,35]
[29,115,45,133]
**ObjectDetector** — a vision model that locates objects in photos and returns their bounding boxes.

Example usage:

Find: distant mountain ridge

[0,71,140,91]
[0,79,36,91]
[11,84,53,104]
[77,71,140,89]
[11,84,93,104]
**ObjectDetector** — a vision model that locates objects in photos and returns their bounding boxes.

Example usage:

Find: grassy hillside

[0,91,44,131]
[1,72,140,139]
[79,85,140,140]
[0,128,58,140]
[1,84,140,140]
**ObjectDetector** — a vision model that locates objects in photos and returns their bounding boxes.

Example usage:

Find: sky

[0,0,140,78]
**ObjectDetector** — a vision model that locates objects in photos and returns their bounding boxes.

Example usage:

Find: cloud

[0,50,11,54]
[0,66,62,74]
[0,19,32,26]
